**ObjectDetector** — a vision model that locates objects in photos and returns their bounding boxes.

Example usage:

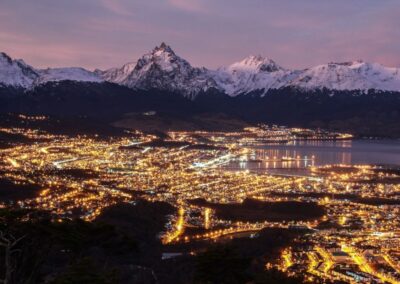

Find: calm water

[226,140,400,174]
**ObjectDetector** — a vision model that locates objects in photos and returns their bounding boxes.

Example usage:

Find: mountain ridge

[1,43,400,97]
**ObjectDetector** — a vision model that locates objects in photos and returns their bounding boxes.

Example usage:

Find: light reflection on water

[226,140,400,174]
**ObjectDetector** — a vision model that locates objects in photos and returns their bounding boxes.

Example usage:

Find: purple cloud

[0,0,399,70]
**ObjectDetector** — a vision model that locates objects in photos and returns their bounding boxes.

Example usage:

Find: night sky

[1,0,399,70]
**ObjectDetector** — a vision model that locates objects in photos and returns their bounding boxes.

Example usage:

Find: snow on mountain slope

[213,55,299,96]
[0,52,102,88]
[227,55,283,73]
[1,45,400,96]
[35,67,103,85]
[97,62,136,84]
[352,61,400,91]
[289,61,400,92]
[0,52,39,88]
[102,43,220,97]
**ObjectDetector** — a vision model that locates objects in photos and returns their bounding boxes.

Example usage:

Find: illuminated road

[6,157,20,168]
[342,245,400,284]
[163,207,185,244]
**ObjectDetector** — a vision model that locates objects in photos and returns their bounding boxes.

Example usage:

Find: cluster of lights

[0,125,399,283]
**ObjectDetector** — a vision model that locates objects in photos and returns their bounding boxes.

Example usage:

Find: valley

[0,118,399,283]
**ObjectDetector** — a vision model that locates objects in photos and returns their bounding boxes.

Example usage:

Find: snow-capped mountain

[0,52,102,89]
[0,52,39,88]
[1,44,400,97]
[35,67,103,85]
[289,61,400,92]
[101,43,220,97]
[212,55,299,96]
[96,62,136,84]
[213,57,400,96]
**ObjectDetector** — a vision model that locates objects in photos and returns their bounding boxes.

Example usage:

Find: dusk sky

[1,0,399,70]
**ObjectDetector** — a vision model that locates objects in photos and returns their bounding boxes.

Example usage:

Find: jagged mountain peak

[227,55,284,73]
[212,55,292,96]
[133,43,191,74]
[0,51,39,88]
[2,46,400,97]
[153,42,175,55]
[0,52,35,72]
[101,43,220,97]
[0,52,13,64]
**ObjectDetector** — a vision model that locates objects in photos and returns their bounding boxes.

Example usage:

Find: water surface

[226,140,400,175]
